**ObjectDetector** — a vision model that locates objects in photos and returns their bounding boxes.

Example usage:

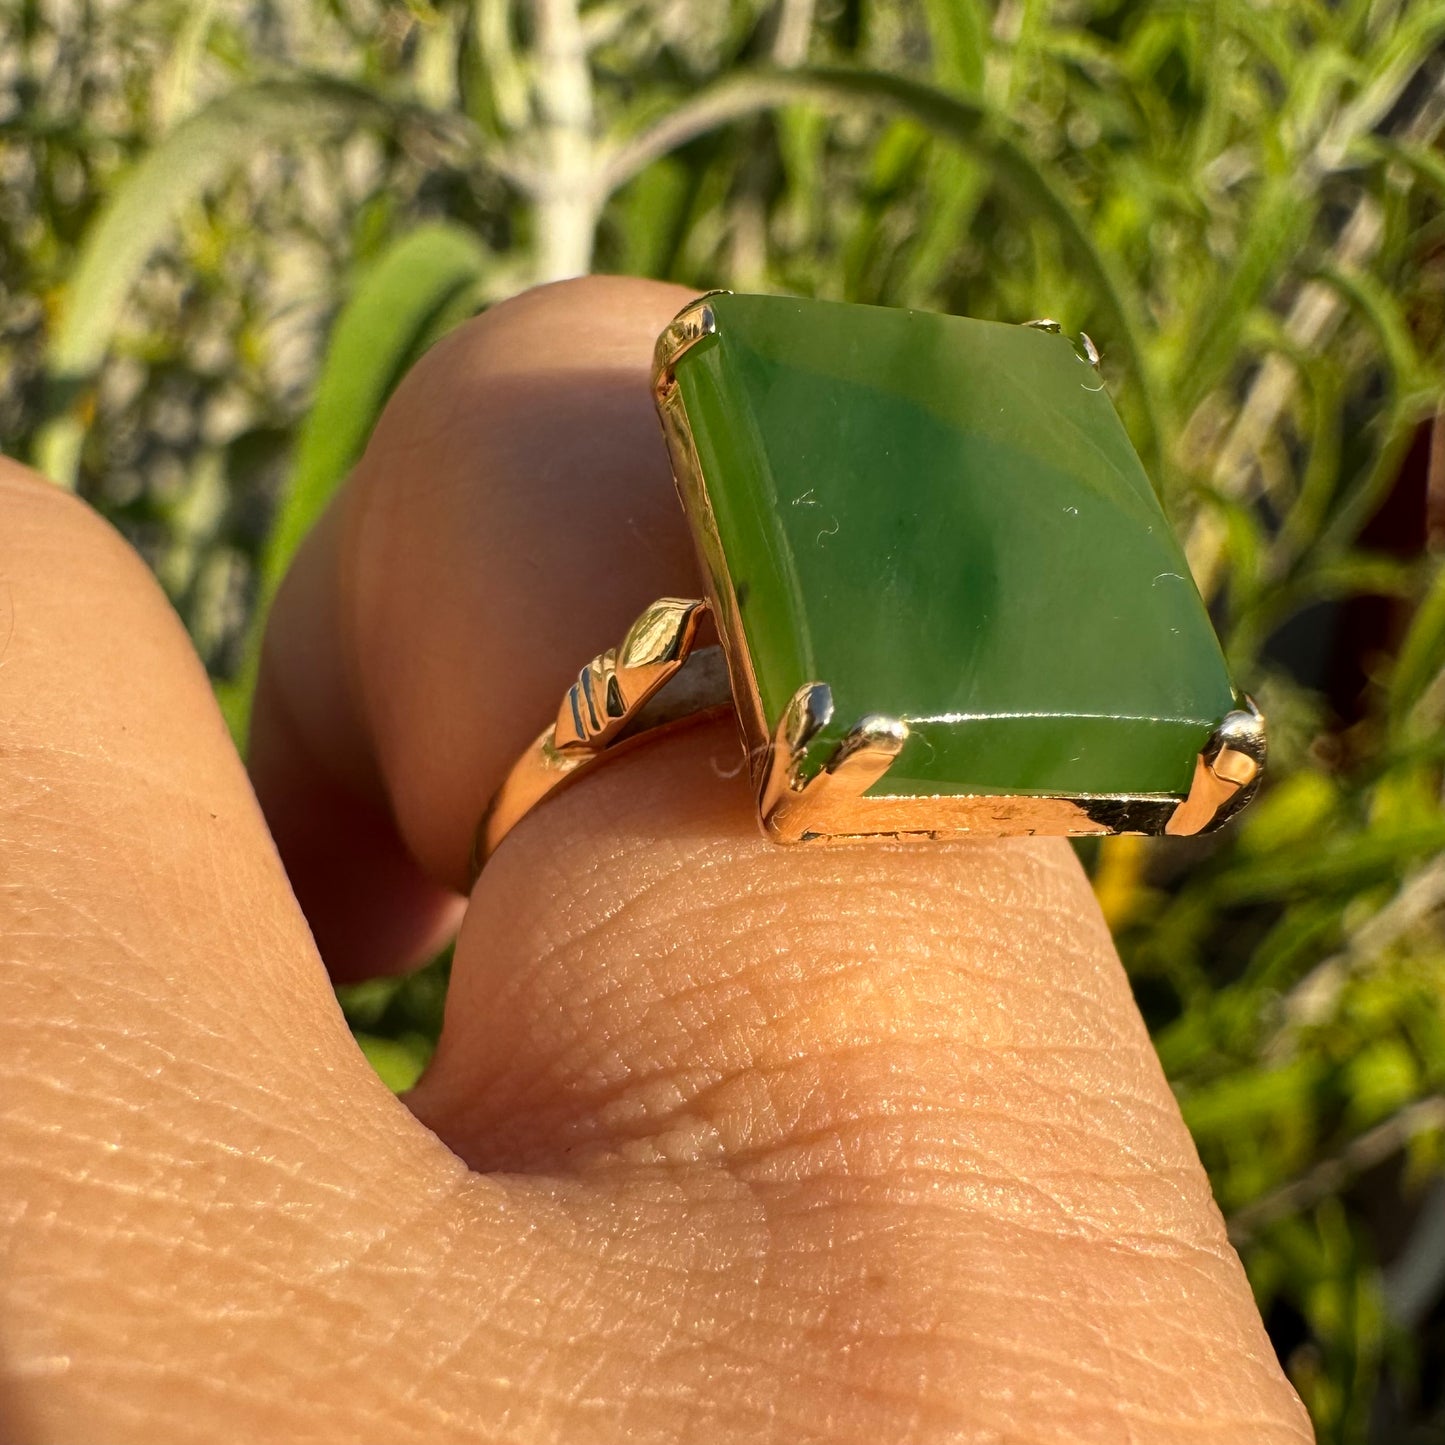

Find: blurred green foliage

[5,0,1445,1436]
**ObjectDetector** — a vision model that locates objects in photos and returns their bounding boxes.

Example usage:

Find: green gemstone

[672,293,1237,797]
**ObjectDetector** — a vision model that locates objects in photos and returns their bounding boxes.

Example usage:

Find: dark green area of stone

[673,293,1236,796]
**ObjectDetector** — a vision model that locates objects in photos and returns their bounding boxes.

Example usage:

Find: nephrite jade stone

[671,293,1237,798]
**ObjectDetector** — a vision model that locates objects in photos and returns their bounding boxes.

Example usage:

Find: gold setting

[652,289,728,400]
[653,291,768,749]
[472,603,730,879]
[1165,699,1267,836]
[473,296,1268,873]
[758,684,910,844]
[649,294,1267,847]
[554,598,707,750]
[1023,317,1101,370]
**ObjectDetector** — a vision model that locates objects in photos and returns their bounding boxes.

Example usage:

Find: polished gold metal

[554,597,707,749]
[472,601,729,878]
[652,289,729,400]
[739,684,1265,847]
[471,298,1267,873]
[758,684,910,843]
[653,291,769,752]
[1166,698,1266,836]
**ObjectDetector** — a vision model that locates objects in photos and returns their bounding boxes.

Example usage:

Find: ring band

[474,605,731,876]
[473,293,1265,880]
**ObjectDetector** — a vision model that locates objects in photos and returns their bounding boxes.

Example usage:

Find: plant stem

[531,0,597,281]
[728,0,817,287]
[1228,1095,1445,1245]
[770,0,816,67]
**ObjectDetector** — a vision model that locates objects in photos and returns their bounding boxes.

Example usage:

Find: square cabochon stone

[672,293,1238,798]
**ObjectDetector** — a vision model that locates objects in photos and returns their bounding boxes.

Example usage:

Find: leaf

[153,0,223,129]
[1214,822,1445,904]
[1237,769,1342,857]
[1309,263,1428,399]
[599,65,1166,478]
[1351,133,1445,204]
[921,0,987,95]
[1231,552,1418,666]
[1336,3,1445,146]
[1320,397,1435,557]
[1343,1039,1421,1131]
[894,143,985,307]
[33,77,399,488]
[1173,175,1311,414]
[1284,552,1420,606]
[1389,558,1445,735]
[1179,1057,1323,1138]
[261,222,490,601]
[1278,350,1345,563]
[352,1032,431,1093]
[608,153,696,279]
[217,222,490,742]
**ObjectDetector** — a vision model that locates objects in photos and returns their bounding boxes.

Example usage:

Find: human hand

[0,277,1313,1442]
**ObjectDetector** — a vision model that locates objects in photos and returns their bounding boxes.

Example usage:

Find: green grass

[4,0,1445,1436]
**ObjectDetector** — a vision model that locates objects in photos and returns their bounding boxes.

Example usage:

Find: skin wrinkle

[495,1041,1187,1182]
[646,1314,1125,1445]
[484,833,1119,1043]
[7,1106,424,1304]
[22,1167,534,1439]
[6,1009,361,1191]
[717,1101,1201,1200]
[7,819,281,1013]
[745,1191,1236,1300]
[642,943,1109,1058]
[630,1332,947,1440]
[591,1268,894,1440]
[426,759,1169,1189]
[482,871,1089,1054]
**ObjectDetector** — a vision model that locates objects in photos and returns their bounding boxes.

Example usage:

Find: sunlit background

[3,0,1445,1436]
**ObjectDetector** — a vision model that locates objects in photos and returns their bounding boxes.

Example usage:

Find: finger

[418,724,1308,1439]
[0,457,1308,1441]
[249,278,699,976]
[0,463,560,1440]
[0,463,395,1427]
[254,278,1311,1438]
[248,499,467,981]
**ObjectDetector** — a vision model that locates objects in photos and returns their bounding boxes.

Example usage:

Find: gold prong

[652,290,731,400]
[554,597,708,750]
[760,685,909,844]
[757,682,833,829]
[1165,697,1267,837]
[820,714,911,793]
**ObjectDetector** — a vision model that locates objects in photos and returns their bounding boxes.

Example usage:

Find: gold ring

[472,292,1265,881]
